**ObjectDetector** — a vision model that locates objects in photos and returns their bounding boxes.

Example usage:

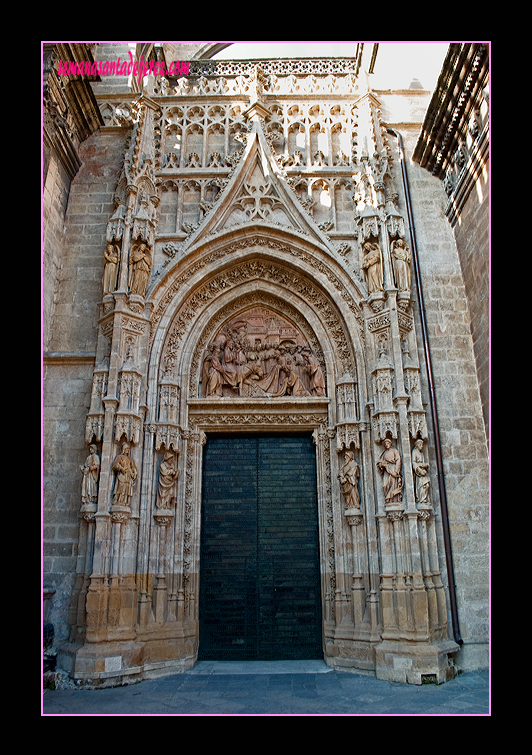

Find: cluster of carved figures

[103,240,153,298]
[337,436,431,517]
[362,238,412,294]
[82,436,430,519]
[201,337,326,398]
[82,441,180,513]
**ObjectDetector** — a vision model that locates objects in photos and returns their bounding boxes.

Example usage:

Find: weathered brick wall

[43,128,128,641]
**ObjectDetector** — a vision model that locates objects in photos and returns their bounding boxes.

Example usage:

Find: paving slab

[42,662,490,716]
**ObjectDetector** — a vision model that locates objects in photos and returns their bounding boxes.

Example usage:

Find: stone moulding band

[186,397,330,432]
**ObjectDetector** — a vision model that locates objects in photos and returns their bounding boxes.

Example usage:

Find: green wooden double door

[199,435,323,661]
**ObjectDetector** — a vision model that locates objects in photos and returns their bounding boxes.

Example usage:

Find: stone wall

[450,162,489,436]
[43,128,128,642]
[385,117,489,668]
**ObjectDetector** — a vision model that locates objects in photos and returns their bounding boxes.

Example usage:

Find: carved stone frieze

[187,397,329,432]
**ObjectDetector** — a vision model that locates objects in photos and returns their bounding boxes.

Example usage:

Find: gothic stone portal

[67,81,461,685]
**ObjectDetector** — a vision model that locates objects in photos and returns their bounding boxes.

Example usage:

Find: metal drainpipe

[387,128,463,646]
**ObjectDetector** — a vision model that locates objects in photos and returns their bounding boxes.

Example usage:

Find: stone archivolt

[68,65,459,688]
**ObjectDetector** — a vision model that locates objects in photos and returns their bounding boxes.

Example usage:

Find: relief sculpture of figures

[361,241,384,294]
[111,442,138,507]
[412,438,431,504]
[270,356,310,397]
[128,242,152,296]
[205,344,226,397]
[156,451,179,510]
[201,308,326,399]
[376,437,403,506]
[391,238,412,291]
[338,450,360,510]
[102,242,120,295]
[80,444,100,505]
[303,346,327,396]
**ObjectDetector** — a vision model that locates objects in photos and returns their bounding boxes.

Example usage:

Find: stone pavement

[42,660,490,715]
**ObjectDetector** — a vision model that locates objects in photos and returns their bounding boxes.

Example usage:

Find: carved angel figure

[303,347,326,396]
[376,438,403,505]
[206,344,225,397]
[338,450,360,510]
[361,242,384,293]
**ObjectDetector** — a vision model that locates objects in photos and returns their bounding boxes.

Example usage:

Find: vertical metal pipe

[386,128,463,646]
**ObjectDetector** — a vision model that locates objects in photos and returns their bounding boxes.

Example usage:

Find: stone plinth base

[58,637,197,688]
[374,639,460,685]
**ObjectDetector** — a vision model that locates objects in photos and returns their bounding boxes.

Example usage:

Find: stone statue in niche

[102,242,120,295]
[376,437,403,506]
[80,444,100,505]
[391,238,412,292]
[361,241,384,294]
[111,442,138,508]
[201,307,326,398]
[338,450,360,510]
[128,242,152,296]
[412,438,431,504]
[156,451,179,510]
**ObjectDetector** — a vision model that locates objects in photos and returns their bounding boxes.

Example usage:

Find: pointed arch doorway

[198,432,323,661]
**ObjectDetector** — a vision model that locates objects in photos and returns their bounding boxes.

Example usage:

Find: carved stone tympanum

[200,306,326,398]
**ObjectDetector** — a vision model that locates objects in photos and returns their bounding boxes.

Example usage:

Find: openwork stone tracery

[68,58,459,687]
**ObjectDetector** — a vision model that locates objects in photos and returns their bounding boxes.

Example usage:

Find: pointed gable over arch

[176,120,336,257]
